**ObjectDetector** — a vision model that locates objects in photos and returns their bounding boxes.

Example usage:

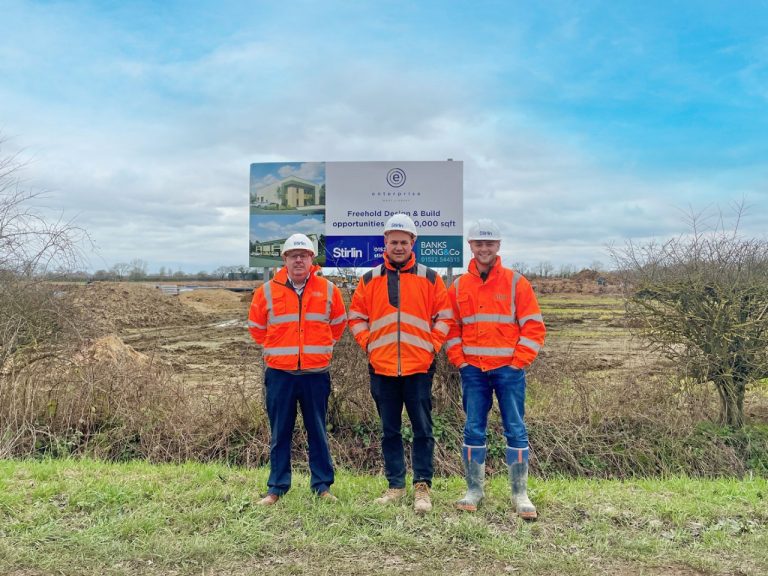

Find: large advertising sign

[249,161,463,269]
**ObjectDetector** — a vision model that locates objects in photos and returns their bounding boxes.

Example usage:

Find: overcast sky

[2,0,767,273]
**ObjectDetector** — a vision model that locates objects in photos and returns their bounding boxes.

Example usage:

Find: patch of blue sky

[486,3,768,171]
[250,162,325,186]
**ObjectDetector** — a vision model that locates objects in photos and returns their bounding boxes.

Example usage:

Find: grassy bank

[0,458,766,575]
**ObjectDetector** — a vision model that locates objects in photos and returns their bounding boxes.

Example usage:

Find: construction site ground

[61,277,644,395]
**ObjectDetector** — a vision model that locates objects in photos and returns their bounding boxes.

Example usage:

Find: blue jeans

[264,368,334,496]
[369,370,434,488]
[459,364,528,449]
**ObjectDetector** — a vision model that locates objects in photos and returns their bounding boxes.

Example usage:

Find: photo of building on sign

[249,162,327,267]
[250,162,326,214]
[250,233,321,259]
[249,212,326,268]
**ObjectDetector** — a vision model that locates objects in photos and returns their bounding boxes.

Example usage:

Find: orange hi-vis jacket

[446,257,545,371]
[248,265,347,372]
[348,253,453,377]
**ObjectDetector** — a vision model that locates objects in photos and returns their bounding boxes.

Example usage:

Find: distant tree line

[86,263,262,282]
[511,260,607,279]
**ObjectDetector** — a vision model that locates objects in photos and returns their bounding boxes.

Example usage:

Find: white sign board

[249,161,463,268]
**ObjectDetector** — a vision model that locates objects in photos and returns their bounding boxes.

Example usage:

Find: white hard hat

[281,233,316,256]
[467,219,502,241]
[383,213,418,238]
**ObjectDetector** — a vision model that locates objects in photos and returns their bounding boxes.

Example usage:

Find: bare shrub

[523,337,760,478]
[1,139,88,370]
[0,276,72,369]
[610,204,768,428]
[1,317,762,477]
[0,334,272,464]
[328,330,376,428]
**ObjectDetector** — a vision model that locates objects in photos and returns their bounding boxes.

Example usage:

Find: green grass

[543,325,632,342]
[538,294,628,330]
[1,459,766,575]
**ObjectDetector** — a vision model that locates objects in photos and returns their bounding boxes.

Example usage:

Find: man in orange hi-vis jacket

[446,219,546,520]
[248,233,347,506]
[348,213,453,514]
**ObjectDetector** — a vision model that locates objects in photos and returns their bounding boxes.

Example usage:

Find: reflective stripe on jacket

[348,253,452,377]
[445,257,545,371]
[248,265,347,371]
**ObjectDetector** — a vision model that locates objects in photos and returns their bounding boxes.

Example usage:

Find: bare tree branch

[1,137,90,367]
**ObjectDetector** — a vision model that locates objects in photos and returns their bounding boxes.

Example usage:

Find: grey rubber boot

[507,446,537,521]
[455,445,486,512]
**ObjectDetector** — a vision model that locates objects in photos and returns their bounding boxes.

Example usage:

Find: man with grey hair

[248,233,347,505]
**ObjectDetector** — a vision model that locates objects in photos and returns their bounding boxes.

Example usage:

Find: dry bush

[0,277,73,369]
[2,275,765,478]
[527,345,718,428]
[523,343,760,478]
[2,332,764,477]
[1,140,88,363]
[611,204,768,428]
[328,330,377,427]
[0,335,272,465]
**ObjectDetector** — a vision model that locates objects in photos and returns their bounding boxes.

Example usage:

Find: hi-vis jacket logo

[494,293,510,301]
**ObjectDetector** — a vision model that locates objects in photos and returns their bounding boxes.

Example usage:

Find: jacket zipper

[296,285,304,370]
[397,268,401,376]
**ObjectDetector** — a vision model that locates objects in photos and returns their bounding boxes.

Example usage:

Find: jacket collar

[274,264,321,285]
[468,256,502,278]
[383,252,416,272]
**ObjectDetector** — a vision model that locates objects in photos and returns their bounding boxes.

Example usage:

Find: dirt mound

[66,282,207,335]
[572,269,600,282]
[180,289,248,314]
[73,334,150,366]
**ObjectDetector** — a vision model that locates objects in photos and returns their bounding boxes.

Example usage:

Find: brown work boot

[413,482,432,514]
[373,487,406,505]
[256,493,279,506]
[318,491,338,502]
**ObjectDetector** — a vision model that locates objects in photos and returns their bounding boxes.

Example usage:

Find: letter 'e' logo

[386,168,406,188]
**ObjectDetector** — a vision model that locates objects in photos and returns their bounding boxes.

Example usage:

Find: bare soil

[61,278,633,390]
[62,281,262,389]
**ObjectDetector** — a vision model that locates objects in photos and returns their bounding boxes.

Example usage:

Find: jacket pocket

[270,294,288,315]
[457,294,473,320]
